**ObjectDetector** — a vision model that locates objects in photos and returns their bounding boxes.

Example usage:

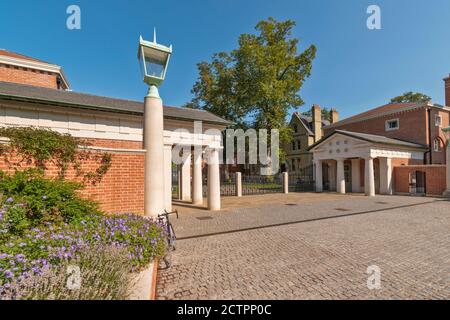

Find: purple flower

[42,195,47,200]
[4,270,14,279]
[5,197,13,203]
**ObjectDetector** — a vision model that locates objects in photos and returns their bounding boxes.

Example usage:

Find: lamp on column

[138,30,173,216]
[138,30,172,89]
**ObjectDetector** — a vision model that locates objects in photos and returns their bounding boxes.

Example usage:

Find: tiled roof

[0,49,50,64]
[324,103,425,129]
[308,129,428,151]
[293,112,330,136]
[0,81,231,125]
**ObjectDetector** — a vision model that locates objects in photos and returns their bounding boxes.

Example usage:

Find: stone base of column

[443,190,450,198]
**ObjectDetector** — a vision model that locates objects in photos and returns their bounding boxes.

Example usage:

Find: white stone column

[379,157,393,195]
[144,86,165,217]
[445,144,450,197]
[181,148,192,202]
[177,165,181,200]
[207,148,221,211]
[236,172,242,197]
[163,144,173,211]
[365,157,376,197]
[282,172,289,194]
[351,159,361,193]
[328,161,336,191]
[315,160,323,192]
[336,158,346,194]
[192,148,203,205]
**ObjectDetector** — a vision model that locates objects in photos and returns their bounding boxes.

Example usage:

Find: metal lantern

[138,30,172,87]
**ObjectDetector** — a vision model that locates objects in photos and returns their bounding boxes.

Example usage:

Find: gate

[409,171,426,194]
[288,165,315,192]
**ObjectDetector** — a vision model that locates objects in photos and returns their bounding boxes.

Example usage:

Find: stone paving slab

[158,194,450,300]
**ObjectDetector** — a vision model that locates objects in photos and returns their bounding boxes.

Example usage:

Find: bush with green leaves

[0,169,101,232]
[0,127,111,185]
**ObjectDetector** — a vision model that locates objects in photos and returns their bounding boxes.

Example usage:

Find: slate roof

[0,81,231,125]
[293,112,330,136]
[308,129,428,151]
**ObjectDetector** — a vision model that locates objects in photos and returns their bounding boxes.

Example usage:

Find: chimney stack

[312,104,323,142]
[444,74,450,107]
[330,108,339,124]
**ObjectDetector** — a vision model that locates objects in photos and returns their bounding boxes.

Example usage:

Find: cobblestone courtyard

[156,194,450,300]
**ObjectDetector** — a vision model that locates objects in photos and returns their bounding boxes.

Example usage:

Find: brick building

[310,75,450,196]
[284,104,339,171]
[0,50,229,213]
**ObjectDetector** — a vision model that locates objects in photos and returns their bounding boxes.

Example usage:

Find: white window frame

[433,138,441,152]
[435,115,442,127]
[385,118,400,131]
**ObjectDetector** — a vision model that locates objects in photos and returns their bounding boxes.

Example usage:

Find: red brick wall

[0,64,62,89]
[324,108,429,146]
[0,138,145,214]
[394,165,446,195]
[429,108,449,164]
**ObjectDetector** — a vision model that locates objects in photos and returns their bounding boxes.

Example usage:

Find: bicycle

[157,209,178,269]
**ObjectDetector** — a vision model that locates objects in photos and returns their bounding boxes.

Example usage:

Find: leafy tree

[390,92,431,104]
[186,17,316,145]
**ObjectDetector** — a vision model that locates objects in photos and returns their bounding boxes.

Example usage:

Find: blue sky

[1,0,450,119]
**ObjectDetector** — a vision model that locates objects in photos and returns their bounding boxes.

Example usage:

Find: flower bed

[0,171,167,299]
[0,210,167,299]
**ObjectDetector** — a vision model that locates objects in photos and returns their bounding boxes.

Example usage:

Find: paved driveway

[156,194,450,300]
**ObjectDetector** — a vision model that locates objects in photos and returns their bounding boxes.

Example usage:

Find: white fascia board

[0,55,70,89]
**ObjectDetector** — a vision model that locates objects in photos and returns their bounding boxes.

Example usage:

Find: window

[294,124,298,133]
[292,141,296,150]
[385,119,399,131]
[433,138,442,152]
[291,159,296,172]
[297,140,301,150]
[435,115,442,127]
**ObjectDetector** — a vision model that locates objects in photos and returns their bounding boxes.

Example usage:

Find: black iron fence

[288,165,315,192]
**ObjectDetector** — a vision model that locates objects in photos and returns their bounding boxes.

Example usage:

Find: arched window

[433,138,442,152]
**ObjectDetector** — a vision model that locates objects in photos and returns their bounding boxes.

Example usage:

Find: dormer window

[385,119,399,131]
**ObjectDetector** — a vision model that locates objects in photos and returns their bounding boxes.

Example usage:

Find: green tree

[390,92,432,104]
[186,17,316,144]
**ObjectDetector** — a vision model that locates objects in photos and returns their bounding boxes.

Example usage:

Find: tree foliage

[390,92,432,104]
[0,127,111,185]
[186,18,316,143]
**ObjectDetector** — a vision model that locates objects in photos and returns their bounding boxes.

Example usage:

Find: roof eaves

[324,104,426,129]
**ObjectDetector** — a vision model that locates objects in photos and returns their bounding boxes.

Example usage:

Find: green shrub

[0,169,102,232]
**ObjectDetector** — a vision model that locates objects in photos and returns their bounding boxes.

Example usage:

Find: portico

[309,130,427,196]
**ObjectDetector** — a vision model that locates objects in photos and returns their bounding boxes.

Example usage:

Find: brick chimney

[330,108,339,124]
[312,104,323,142]
[445,74,450,107]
